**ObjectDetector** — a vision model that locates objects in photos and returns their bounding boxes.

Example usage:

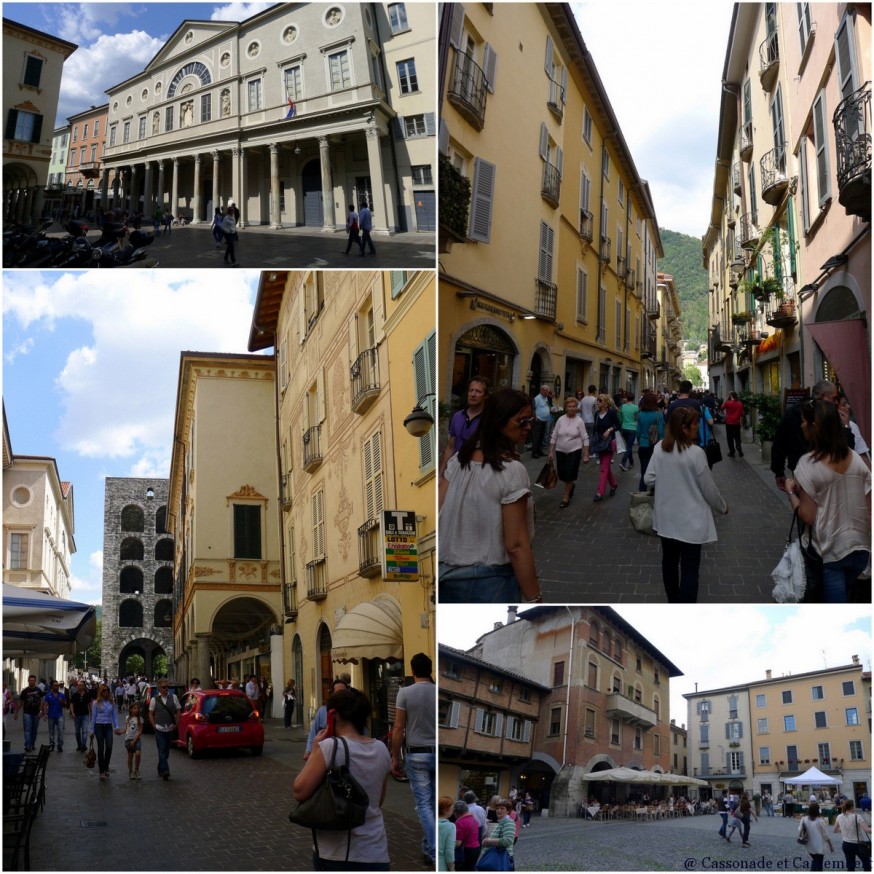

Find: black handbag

[704,439,723,466]
[798,522,824,603]
[590,432,613,454]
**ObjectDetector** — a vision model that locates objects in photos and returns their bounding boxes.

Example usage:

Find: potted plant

[751,273,765,299]
[741,392,782,462]
[762,276,784,299]
[731,311,753,325]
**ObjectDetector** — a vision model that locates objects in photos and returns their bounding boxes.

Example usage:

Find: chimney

[766,669,772,680]
[493,622,503,631]
[670,718,676,725]
[852,654,860,665]
[507,606,518,624]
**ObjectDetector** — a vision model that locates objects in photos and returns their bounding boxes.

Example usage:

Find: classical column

[171,158,179,218]
[195,633,213,688]
[128,164,139,214]
[269,628,284,718]
[111,170,120,209]
[269,143,281,229]
[232,146,242,227]
[156,160,165,211]
[143,161,154,218]
[192,154,201,223]
[211,149,220,217]
[32,186,46,224]
[319,136,335,231]
[100,168,110,208]
[365,126,390,235]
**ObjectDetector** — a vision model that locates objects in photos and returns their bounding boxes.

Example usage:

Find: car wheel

[186,734,200,759]
[250,745,263,756]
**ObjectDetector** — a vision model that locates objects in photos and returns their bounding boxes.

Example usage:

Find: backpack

[350,216,359,233]
[648,419,659,446]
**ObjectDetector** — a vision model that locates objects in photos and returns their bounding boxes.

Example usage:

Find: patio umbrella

[2,585,97,658]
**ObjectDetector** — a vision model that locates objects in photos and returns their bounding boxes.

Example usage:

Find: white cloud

[4,337,34,363]
[69,550,103,605]
[210,2,277,23]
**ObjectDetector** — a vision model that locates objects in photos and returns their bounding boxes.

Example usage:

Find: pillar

[365,126,390,235]
[157,160,165,211]
[111,170,120,209]
[211,149,220,217]
[232,146,242,227]
[143,161,154,217]
[192,154,201,223]
[269,629,285,719]
[319,136,335,231]
[171,158,179,217]
[269,143,281,229]
[128,164,139,214]
[100,168,110,208]
[195,633,212,688]
[32,186,46,224]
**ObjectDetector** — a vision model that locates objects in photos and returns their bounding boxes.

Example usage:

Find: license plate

[216,726,241,733]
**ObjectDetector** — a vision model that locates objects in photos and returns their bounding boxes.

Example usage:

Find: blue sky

[3,270,263,605]
[4,2,280,128]
[438,605,873,727]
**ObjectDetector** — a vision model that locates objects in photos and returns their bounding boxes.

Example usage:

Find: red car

[173,689,264,758]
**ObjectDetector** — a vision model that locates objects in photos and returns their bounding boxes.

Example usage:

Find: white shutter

[556,146,563,178]
[468,157,496,243]
[449,701,460,728]
[576,268,587,321]
[316,368,325,423]
[297,288,306,344]
[538,221,554,283]
[539,123,548,161]
[394,116,405,140]
[424,112,436,136]
[413,332,436,471]
[474,707,485,733]
[834,13,859,101]
[523,720,532,743]
[448,3,465,50]
[544,35,553,75]
[799,140,811,233]
[363,430,383,521]
[371,283,385,342]
[312,490,324,558]
[505,717,515,739]
[348,312,358,370]
[494,714,503,737]
[812,91,830,205]
[483,43,497,93]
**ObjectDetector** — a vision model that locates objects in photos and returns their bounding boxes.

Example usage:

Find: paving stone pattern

[527,433,793,603]
[20,719,432,872]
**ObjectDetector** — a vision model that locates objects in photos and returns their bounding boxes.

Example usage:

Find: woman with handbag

[799,802,834,871]
[547,397,590,508]
[477,799,515,871]
[591,395,621,502]
[635,391,664,492]
[438,389,543,604]
[785,400,871,603]
[833,799,871,871]
[292,688,390,871]
[644,406,728,603]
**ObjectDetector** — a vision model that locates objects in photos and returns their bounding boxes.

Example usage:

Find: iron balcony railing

[280,473,293,509]
[541,161,561,207]
[534,279,557,320]
[834,82,871,219]
[547,78,565,119]
[448,53,488,131]
[302,424,323,470]
[579,208,593,241]
[760,143,789,202]
[739,212,760,249]
[740,121,754,161]
[759,29,780,89]
[357,518,382,578]
[732,162,742,194]
[282,582,298,618]
[599,235,611,264]
[305,558,327,601]
[350,346,380,412]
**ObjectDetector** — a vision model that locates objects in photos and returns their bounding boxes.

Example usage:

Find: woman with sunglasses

[591,394,621,502]
[785,399,871,602]
[439,389,542,604]
[89,683,124,781]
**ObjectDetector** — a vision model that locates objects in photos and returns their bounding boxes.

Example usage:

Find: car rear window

[201,694,253,723]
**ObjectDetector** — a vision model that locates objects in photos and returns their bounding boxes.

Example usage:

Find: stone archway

[116,636,167,678]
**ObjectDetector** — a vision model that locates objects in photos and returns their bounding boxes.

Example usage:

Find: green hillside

[658,228,709,350]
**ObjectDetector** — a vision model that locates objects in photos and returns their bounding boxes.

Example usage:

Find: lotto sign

[382,510,418,582]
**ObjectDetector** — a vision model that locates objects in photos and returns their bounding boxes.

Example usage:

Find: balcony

[727,213,737,229]
[534,279,557,320]
[547,78,564,121]
[606,692,657,729]
[280,473,293,511]
[766,298,798,329]
[760,144,789,205]
[737,327,762,348]
[646,299,660,321]
[616,255,626,276]
[834,82,871,222]
[78,161,102,179]
[579,208,593,242]
[351,347,380,413]
[758,29,780,92]
[599,235,611,265]
[305,558,327,601]
[738,213,760,249]
[282,582,298,620]
[541,161,561,208]
[447,53,488,131]
[740,121,754,162]
[625,267,636,290]
[302,425,323,472]
[732,162,742,195]
[357,518,382,578]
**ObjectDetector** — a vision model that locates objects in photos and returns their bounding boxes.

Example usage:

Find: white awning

[331,594,403,664]
[585,767,708,787]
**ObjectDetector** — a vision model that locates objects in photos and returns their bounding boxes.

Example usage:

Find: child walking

[125,702,144,780]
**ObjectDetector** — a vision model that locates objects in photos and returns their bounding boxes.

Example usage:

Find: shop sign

[382,510,418,582]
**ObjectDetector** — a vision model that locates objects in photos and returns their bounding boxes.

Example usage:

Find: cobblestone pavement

[513,810,841,871]
[18,718,432,871]
[525,427,794,603]
[51,222,436,270]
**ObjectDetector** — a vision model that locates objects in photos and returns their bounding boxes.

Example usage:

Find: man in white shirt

[464,790,488,843]
[579,384,598,441]
[531,386,552,459]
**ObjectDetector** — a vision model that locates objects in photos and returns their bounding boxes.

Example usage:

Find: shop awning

[331,594,403,664]
[3,584,97,658]
[585,767,708,787]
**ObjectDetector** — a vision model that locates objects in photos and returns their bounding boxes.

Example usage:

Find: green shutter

[234,505,261,559]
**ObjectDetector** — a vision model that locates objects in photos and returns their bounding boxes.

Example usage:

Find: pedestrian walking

[718,793,730,839]
[547,396,590,508]
[41,680,66,752]
[721,391,745,458]
[644,406,729,602]
[800,802,834,871]
[125,701,144,780]
[153,205,163,233]
[342,204,361,255]
[833,799,871,871]
[148,679,180,780]
[221,209,238,266]
[785,400,871,602]
[392,653,436,866]
[736,794,757,847]
[440,376,490,477]
[359,202,376,255]
[636,391,664,491]
[522,791,535,827]
[618,393,639,471]
[162,209,173,235]
[90,684,123,781]
[452,800,481,871]
[438,796,457,872]
[591,394,621,502]
[838,393,871,467]
[304,678,350,760]
[68,680,92,751]
[530,385,552,459]
[211,207,224,248]
[438,389,542,604]
[282,679,297,728]
[293,688,391,870]
[579,385,598,442]
[2,683,16,738]
[15,675,43,752]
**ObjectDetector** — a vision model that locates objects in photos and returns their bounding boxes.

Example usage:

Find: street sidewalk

[526,425,795,602]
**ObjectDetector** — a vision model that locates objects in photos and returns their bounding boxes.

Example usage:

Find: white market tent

[783,766,841,786]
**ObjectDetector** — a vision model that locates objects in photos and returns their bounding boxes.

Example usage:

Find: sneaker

[57,747,63,752]
[129,771,134,780]
[593,494,603,502]
[134,771,141,780]
[609,486,617,497]
[619,463,629,471]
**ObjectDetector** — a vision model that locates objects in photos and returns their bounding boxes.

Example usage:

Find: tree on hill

[658,228,709,348]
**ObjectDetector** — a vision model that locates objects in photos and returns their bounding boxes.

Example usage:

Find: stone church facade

[101,478,174,678]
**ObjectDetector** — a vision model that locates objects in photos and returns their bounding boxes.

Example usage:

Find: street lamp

[404,393,436,437]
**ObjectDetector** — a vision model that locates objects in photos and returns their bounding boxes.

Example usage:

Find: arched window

[154,599,173,627]
[155,538,174,561]
[167,61,212,97]
[154,566,173,594]
[155,505,167,534]
[119,599,143,627]
[119,566,143,594]
[120,537,144,561]
[121,505,144,532]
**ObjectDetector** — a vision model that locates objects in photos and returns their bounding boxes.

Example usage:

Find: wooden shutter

[363,430,383,521]
[424,112,436,136]
[812,91,830,205]
[468,157,495,243]
[413,332,436,471]
[483,43,497,93]
[312,490,324,558]
[544,35,553,75]
[834,13,859,101]
[539,123,548,160]
[560,65,568,105]
[448,3,465,50]
[449,701,460,728]
[438,117,449,155]
[538,221,554,283]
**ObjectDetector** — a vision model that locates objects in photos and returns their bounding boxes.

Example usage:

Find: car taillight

[193,712,206,722]
[249,710,260,720]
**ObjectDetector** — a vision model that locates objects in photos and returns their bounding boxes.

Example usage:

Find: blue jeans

[620,429,636,467]
[47,716,64,749]
[823,550,869,602]
[438,563,521,603]
[406,751,435,861]
[155,729,172,774]
[719,811,728,836]
[22,712,39,749]
[74,715,89,749]
[93,723,114,773]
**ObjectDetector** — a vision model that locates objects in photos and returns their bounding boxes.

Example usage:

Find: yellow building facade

[166,352,282,689]
[438,2,665,411]
[249,270,434,735]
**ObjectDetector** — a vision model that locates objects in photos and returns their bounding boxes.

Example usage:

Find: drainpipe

[563,606,576,767]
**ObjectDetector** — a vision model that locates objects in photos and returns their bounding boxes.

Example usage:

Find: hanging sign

[382,510,419,582]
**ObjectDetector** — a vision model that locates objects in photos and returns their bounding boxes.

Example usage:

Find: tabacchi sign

[382,510,418,582]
